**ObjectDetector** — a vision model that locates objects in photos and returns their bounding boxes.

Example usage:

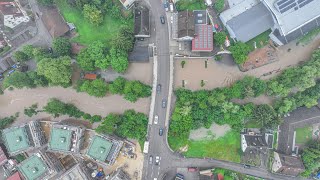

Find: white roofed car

[154,115,159,124]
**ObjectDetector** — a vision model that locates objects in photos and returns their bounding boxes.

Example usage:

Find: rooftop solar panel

[279,3,296,13]
[298,0,313,8]
[278,0,295,9]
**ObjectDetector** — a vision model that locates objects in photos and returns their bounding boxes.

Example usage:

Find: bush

[0,116,16,130]
[24,104,38,117]
[83,113,91,120]
[229,42,251,64]
[79,79,108,97]
[214,0,225,13]
[90,115,102,123]
[52,37,71,56]
[43,99,84,118]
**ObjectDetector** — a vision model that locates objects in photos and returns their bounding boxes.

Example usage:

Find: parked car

[163,3,168,11]
[160,15,165,24]
[7,69,15,76]
[154,115,159,125]
[155,156,160,165]
[243,164,251,169]
[176,173,184,179]
[162,99,167,108]
[188,167,198,172]
[159,128,163,136]
[149,155,153,164]
[156,84,161,93]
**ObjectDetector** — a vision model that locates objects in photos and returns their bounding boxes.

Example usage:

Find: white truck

[170,3,174,12]
[143,141,149,154]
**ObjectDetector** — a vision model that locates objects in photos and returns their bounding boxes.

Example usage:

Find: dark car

[156,84,161,93]
[159,128,163,136]
[160,15,165,24]
[243,164,251,169]
[162,99,167,108]
[149,155,153,165]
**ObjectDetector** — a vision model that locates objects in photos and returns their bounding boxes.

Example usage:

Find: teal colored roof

[49,128,72,152]
[2,127,30,154]
[87,136,112,162]
[18,155,48,180]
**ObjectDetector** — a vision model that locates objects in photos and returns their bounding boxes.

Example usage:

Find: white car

[154,115,159,124]
[155,156,160,165]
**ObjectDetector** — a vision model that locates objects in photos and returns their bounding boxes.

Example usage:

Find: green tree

[83,113,91,120]
[37,56,72,86]
[32,48,50,62]
[95,113,121,134]
[43,99,84,118]
[13,51,29,62]
[109,76,126,94]
[90,115,102,123]
[53,37,71,56]
[83,4,103,26]
[77,41,106,71]
[79,79,108,97]
[123,80,152,102]
[301,141,320,177]
[37,0,53,6]
[253,104,281,129]
[214,0,225,13]
[26,71,49,87]
[109,48,129,73]
[229,42,251,64]
[0,116,17,130]
[214,31,227,46]
[22,45,34,58]
[24,104,38,117]
[111,26,134,52]
[3,71,35,89]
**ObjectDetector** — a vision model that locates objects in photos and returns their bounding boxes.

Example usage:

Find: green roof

[87,136,112,162]
[2,127,31,154]
[18,155,48,180]
[49,128,72,152]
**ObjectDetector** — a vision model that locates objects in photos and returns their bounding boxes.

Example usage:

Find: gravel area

[189,123,231,141]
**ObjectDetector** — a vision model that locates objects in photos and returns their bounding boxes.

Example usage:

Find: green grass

[55,0,130,46]
[245,119,262,128]
[295,126,313,145]
[184,130,241,162]
[298,28,320,44]
[273,131,278,149]
[246,29,271,51]
[176,0,206,11]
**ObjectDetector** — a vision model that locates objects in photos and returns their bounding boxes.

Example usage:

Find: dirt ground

[107,142,144,180]
[175,37,320,90]
[189,123,231,141]
[0,87,150,125]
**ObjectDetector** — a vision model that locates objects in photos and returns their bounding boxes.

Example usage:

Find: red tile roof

[217,173,224,180]
[84,74,97,80]
[7,172,22,180]
[192,24,213,52]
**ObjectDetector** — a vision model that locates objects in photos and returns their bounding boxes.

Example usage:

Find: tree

[83,113,91,120]
[0,116,16,130]
[32,48,50,62]
[26,71,48,87]
[123,80,152,102]
[229,42,251,64]
[109,48,129,73]
[43,99,84,118]
[214,31,227,46]
[22,45,34,58]
[111,26,134,52]
[214,0,225,13]
[53,37,71,56]
[109,76,126,94]
[24,104,38,117]
[77,41,106,71]
[79,79,108,97]
[301,141,320,177]
[13,51,29,62]
[3,71,35,89]
[90,115,102,123]
[95,113,121,134]
[37,0,53,6]
[252,104,281,129]
[83,4,103,26]
[37,56,72,86]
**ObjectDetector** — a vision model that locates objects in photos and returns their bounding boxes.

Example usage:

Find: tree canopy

[37,56,72,86]
[229,42,251,64]
[79,79,108,97]
[53,37,71,56]
[3,71,35,89]
[252,104,281,129]
[83,4,103,26]
[214,31,227,46]
[13,51,30,62]
[301,141,320,177]
[77,41,108,71]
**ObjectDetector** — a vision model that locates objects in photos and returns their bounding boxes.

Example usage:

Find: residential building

[176,10,195,41]
[6,172,22,180]
[41,6,70,38]
[240,129,273,152]
[86,135,123,165]
[17,154,52,180]
[3,159,18,177]
[272,152,305,176]
[48,124,85,154]
[118,0,135,9]
[2,121,46,156]
[134,6,150,38]
[0,57,15,73]
[110,169,130,180]
[0,145,8,166]
[220,0,320,45]
[0,1,30,28]
[58,163,89,180]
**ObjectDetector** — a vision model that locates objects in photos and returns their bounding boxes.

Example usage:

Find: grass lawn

[176,0,206,11]
[246,29,271,51]
[245,119,262,128]
[55,0,130,46]
[295,126,313,145]
[184,130,241,162]
[298,28,320,44]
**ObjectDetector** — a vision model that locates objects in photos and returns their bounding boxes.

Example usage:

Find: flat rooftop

[87,136,113,162]
[18,155,48,180]
[2,126,31,154]
[49,127,72,152]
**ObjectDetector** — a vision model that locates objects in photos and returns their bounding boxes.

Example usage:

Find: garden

[295,126,313,145]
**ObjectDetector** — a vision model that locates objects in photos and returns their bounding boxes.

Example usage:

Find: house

[0,1,30,29]
[84,73,97,80]
[6,172,22,180]
[86,135,123,165]
[272,152,305,176]
[134,6,150,38]
[0,57,15,73]
[41,6,70,38]
[119,0,135,9]
[58,163,89,180]
[110,169,130,180]
[220,0,320,45]
[48,124,85,154]
[3,159,18,177]
[2,121,46,156]
[0,145,8,166]
[240,129,273,152]
[176,10,195,41]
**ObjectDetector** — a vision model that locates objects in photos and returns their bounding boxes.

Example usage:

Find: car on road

[162,99,167,108]
[175,173,184,180]
[154,115,159,124]
[156,84,161,93]
[160,15,165,24]
[149,155,153,164]
[155,156,160,165]
[243,164,251,169]
[163,3,168,11]
[159,128,163,136]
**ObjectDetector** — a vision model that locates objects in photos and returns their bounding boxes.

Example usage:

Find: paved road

[142,1,308,179]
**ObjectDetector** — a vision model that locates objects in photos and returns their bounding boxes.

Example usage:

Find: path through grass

[55,0,127,46]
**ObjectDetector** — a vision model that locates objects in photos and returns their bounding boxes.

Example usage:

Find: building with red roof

[6,172,22,180]
[192,24,213,52]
